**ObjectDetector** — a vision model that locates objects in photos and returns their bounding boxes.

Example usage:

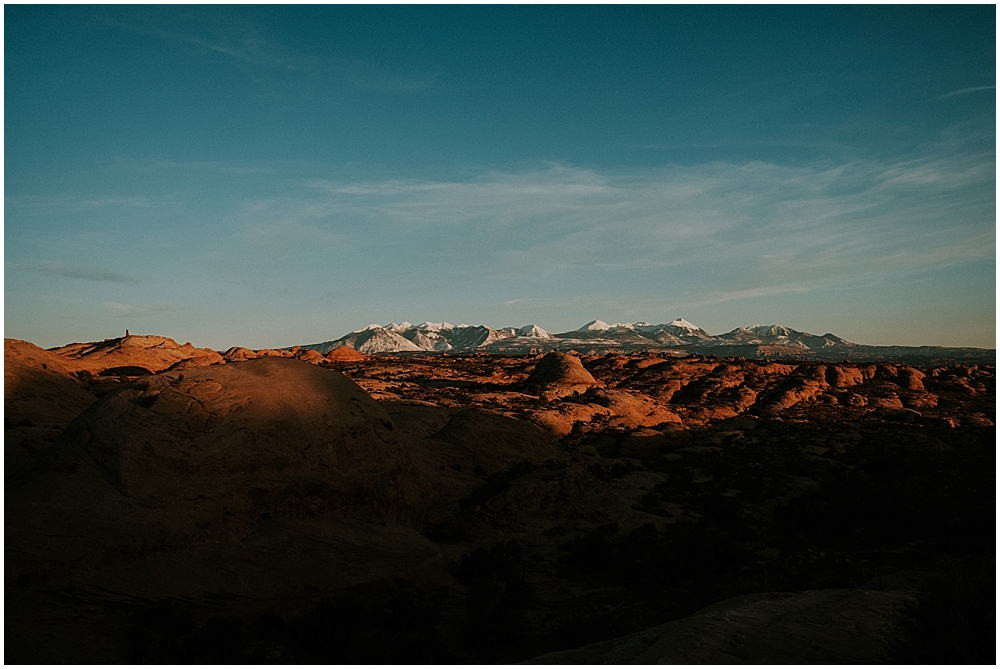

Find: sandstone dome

[294,348,326,364]
[51,335,224,374]
[5,338,96,427]
[326,345,366,362]
[222,346,259,362]
[62,357,401,500]
[524,351,601,398]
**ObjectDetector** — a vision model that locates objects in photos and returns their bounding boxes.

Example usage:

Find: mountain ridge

[297,320,994,363]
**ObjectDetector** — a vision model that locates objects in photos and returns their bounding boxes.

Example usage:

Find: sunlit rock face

[51,334,224,374]
[5,338,96,427]
[62,358,401,501]
[524,351,602,399]
[325,345,367,361]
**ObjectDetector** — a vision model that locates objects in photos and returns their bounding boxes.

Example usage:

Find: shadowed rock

[222,346,259,362]
[294,348,326,364]
[5,339,96,427]
[62,358,401,502]
[524,587,917,664]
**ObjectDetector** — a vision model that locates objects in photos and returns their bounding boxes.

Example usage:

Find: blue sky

[5,5,995,349]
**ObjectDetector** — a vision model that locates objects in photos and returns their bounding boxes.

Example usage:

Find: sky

[5,4,996,350]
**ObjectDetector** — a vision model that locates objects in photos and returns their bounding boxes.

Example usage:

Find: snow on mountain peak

[416,321,455,332]
[516,324,552,338]
[578,319,612,332]
[668,318,701,331]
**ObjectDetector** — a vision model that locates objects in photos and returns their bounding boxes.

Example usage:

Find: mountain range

[299,319,993,363]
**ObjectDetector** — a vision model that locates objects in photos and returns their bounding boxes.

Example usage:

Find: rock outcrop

[222,346,259,362]
[61,358,404,514]
[5,339,96,427]
[294,348,326,364]
[326,345,367,362]
[524,351,601,399]
[51,335,223,374]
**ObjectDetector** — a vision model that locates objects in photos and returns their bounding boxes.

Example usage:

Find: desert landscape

[5,330,994,663]
[7,5,995,665]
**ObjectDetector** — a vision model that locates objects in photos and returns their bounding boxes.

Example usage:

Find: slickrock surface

[50,334,223,374]
[5,339,94,427]
[294,348,326,364]
[222,346,259,361]
[5,337,994,664]
[62,358,402,501]
[525,586,918,664]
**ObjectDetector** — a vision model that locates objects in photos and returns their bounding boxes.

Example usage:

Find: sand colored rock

[5,336,994,664]
[430,407,563,471]
[254,348,294,358]
[61,358,401,502]
[5,339,96,427]
[757,363,831,413]
[525,351,601,399]
[825,364,865,388]
[294,348,326,364]
[897,366,927,391]
[326,345,367,361]
[588,389,682,429]
[870,394,905,409]
[51,335,223,374]
[165,354,223,371]
[222,346,259,361]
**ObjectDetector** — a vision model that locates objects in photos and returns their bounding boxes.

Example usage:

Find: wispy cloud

[15,261,140,284]
[334,59,440,93]
[235,150,993,302]
[110,11,437,94]
[935,85,995,100]
[6,193,169,213]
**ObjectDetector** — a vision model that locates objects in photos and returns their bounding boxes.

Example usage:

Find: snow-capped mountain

[715,324,850,350]
[577,319,612,332]
[314,326,424,354]
[514,324,552,338]
[302,322,519,355]
[296,318,989,362]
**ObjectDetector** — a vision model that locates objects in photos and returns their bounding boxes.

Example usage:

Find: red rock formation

[525,351,602,399]
[50,335,223,374]
[326,345,367,361]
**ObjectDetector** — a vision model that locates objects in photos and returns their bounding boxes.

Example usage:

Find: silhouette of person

[125,329,129,337]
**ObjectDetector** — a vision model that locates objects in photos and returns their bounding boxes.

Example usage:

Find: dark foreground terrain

[5,336,995,663]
